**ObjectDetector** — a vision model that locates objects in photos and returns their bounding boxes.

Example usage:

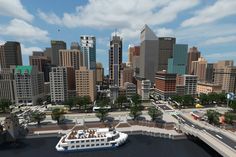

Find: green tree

[206,110,221,125]
[229,100,236,112]
[208,92,218,104]
[224,112,235,125]
[129,103,142,120]
[115,95,127,109]
[182,95,194,106]
[65,98,76,111]
[51,108,64,124]
[131,94,141,105]
[30,111,46,125]
[171,95,183,103]
[76,96,91,111]
[218,93,227,104]
[0,99,12,113]
[199,93,209,105]
[95,100,109,122]
[36,98,43,105]
[148,106,163,121]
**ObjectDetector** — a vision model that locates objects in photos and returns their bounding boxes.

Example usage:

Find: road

[177,114,236,151]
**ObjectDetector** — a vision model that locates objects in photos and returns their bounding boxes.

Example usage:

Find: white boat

[55,125,128,152]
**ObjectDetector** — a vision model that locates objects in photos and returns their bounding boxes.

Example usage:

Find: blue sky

[0,0,236,74]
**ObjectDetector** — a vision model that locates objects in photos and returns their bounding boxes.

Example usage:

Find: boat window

[101,143,104,146]
[96,139,99,142]
[71,141,74,143]
[86,144,90,147]
[91,144,95,146]
[96,144,99,146]
[101,139,104,141]
[76,141,79,143]
[86,140,90,142]
[76,145,80,148]
[71,146,75,148]
[106,143,109,145]
[91,139,95,142]
[81,140,84,143]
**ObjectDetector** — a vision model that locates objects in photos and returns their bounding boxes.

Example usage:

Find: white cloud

[21,44,43,55]
[0,0,33,22]
[205,52,236,61]
[0,19,49,43]
[0,40,5,45]
[181,0,236,27]
[202,35,236,46]
[155,28,174,37]
[38,0,199,39]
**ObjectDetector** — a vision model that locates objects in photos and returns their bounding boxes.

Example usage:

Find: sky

[0,0,236,74]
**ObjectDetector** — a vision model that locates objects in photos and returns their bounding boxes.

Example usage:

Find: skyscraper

[75,66,96,102]
[167,44,188,75]
[109,34,122,86]
[138,25,159,83]
[158,37,176,71]
[205,63,214,83]
[0,41,22,69]
[51,40,66,66]
[59,49,83,70]
[14,66,44,105]
[127,45,140,68]
[187,47,201,74]
[191,57,207,82]
[96,63,104,84]
[80,35,96,70]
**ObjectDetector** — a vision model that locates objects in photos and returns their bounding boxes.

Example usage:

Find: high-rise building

[191,57,207,82]
[96,63,104,84]
[158,37,176,71]
[124,82,137,99]
[121,67,134,87]
[138,25,159,83]
[187,47,201,74]
[0,67,15,103]
[155,71,177,100]
[109,34,122,86]
[0,41,22,69]
[205,63,214,83]
[141,80,151,100]
[213,60,234,86]
[75,66,96,102]
[59,49,83,70]
[51,40,66,66]
[80,35,96,70]
[50,67,75,103]
[70,42,80,50]
[14,66,44,105]
[127,45,140,67]
[167,44,188,75]
[177,75,197,96]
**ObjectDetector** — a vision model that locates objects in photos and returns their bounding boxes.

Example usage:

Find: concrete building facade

[121,67,134,87]
[51,40,66,66]
[191,57,207,82]
[124,82,137,99]
[0,41,22,69]
[109,35,122,86]
[96,63,104,84]
[75,67,96,102]
[197,82,222,94]
[59,49,83,70]
[80,36,96,70]
[187,47,200,74]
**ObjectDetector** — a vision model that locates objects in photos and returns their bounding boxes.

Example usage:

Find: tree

[36,98,43,105]
[218,93,226,104]
[199,93,209,105]
[95,100,109,122]
[51,108,64,124]
[171,95,183,103]
[76,96,91,111]
[30,111,46,125]
[129,103,142,120]
[0,99,12,113]
[208,92,218,104]
[148,106,163,121]
[224,112,235,125]
[115,95,127,109]
[182,95,194,106]
[65,98,76,111]
[229,100,236,112]
[131,94,141,105]
[206,110,221,125]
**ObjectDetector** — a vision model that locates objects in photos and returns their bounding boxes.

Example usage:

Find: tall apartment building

[124,82,137,99]
[221,66,236,93]
[168,44,188,75]
[158,37,176,71]
[155,71,177,100]
[50,67,75,103]
[75,67,96,102]
[70,42,80,50]
[205,63,214,83]
[14,66,44,105]
[80,35,96,70]
[109,34,122,86]
[213,60,234,86]
[96,63,104,84]
[121,67,134,87]
[191,57,207,82]
[187,47,201,74]
[141,79,151,100]
[177,75,197,96]
[59,49,83,70]
[0,67,15,103]
[0,41,22,69]
[51,40,66,66]
[138,25,159,83]
[29,51,51,82]
[127,45,140,67]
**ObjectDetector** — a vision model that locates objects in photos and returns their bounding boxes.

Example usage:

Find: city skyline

[0,0,236,74]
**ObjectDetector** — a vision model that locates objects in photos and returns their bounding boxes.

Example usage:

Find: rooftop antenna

[114,28,117,36]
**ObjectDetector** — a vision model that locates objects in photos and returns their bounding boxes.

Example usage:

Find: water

[0,135,221,157]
